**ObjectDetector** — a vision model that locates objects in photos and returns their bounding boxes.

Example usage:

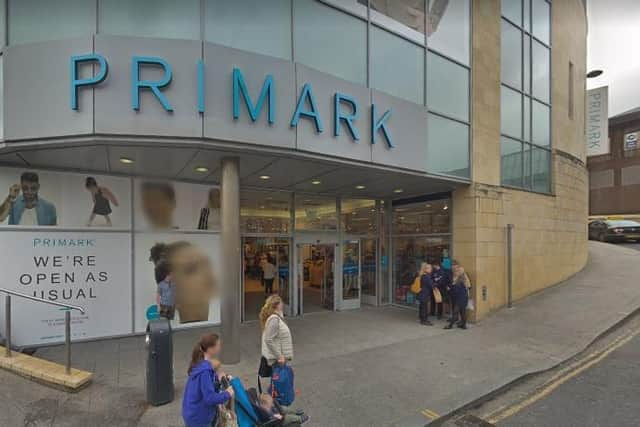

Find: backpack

[270,363,295,406]
[410,275,422,294]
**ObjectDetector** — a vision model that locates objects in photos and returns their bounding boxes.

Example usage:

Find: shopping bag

[467,298,475,311]
[433,287,443,304]
[410,276,422,294]
[270,363,295,406]
[216,399,238,427]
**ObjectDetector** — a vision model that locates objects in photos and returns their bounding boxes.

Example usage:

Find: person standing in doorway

[85,177,118,226]
[262,257,277,295]
[431,261,449,319]
[417,263,434,326]
[155,261,176,320]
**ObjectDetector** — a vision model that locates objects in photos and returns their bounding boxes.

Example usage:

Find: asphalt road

[500,333,640,427]
[618,242,640,251]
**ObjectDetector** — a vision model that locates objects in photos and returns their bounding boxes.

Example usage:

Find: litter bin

[145,318,174,406]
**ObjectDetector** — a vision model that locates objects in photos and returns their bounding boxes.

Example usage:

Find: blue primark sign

[70,53,394,148]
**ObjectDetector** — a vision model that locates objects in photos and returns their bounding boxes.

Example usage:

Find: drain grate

[454,414,496,427]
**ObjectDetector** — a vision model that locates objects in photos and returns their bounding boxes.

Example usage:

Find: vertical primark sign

[69,53,394,148]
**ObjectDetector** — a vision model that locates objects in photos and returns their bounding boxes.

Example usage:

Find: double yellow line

[486,327,640,424]
[421,408,440,421]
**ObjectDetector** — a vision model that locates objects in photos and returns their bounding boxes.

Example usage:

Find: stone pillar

[220,157,241,364]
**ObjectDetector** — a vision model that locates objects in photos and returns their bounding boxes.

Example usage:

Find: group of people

[415,260,471,330]
[182,295,307,427]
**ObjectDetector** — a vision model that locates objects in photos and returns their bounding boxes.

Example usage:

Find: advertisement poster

[133,232,222,332]
[624,131,639,152]
[0,231,132,346]
[586,86,609,156]
[134,178,220,231]
[0,167,131,229]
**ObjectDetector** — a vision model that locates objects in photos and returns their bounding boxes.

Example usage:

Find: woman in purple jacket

[182,333,234,427]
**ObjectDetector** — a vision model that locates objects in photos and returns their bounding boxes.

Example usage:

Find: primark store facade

[0,0,587,360]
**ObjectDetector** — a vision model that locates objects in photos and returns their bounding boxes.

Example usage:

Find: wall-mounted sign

[69,53,394,148]
[586,86,609,156]
[624,131,639,151]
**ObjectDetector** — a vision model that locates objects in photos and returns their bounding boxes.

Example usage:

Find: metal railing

[1,288,85,375]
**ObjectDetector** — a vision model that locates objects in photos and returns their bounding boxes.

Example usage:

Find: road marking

[487,328,640,424]
[421,409,440,420]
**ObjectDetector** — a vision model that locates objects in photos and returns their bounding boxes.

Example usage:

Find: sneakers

[300,414,310,423]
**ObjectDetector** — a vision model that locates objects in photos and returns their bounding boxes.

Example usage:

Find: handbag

[258,356,273,378]
[410,275,422,294]
[433,287,443,304]
[215,399,238,427]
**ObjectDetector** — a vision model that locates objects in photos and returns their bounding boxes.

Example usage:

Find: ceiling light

[443,205,449,210]
[393,188,404,194]
[426,204,431,208]
[355,185,366,190]
[259,175,270,180]
[311,180,321,185]
[194,166,209,173]
[119,157,134,164]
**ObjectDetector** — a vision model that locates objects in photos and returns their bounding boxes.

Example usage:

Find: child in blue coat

[182,333,235,427]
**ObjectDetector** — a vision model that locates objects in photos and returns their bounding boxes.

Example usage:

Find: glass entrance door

[340,240,361,310]
[361,238,377,305]
[242,237,291,321]
[297,243,335,314]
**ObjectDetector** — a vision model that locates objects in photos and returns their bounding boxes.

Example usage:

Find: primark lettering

[70,54,394,148]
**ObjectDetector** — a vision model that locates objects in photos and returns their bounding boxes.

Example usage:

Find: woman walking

[182,333,234,427]
[260,295,294,366]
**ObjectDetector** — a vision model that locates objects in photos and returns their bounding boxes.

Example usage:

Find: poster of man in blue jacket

[0,171,57,226]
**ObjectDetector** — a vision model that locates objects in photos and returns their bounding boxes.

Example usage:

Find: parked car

[588,220,640,242]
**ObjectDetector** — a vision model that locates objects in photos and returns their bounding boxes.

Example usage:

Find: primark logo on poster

[69,53,394,148]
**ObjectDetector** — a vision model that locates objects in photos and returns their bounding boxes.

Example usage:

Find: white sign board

[586,86,609,156]
[0,231,132,346]
[624,131,640,151]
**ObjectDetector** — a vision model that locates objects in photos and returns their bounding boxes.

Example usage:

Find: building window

[369,0,425,45]
[370,26,424,104]
[9,0,95,45]
[426,113,470,178]
[295,195,338,231]
[205,0,292,60]
[427,51,469,121]
[293,0,367,85]
[426,0,470,65]
[99,0,200,40]
[341,199,378,235]
[240,190,291,234]
[500,0,552,193]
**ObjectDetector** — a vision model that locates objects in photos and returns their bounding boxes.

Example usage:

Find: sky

[587,0,640,117]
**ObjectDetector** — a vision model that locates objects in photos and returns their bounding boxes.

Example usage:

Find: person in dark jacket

[182,333,234,427]
[417,263,434,326]
[430,261,449,319]
[445,263,471,330]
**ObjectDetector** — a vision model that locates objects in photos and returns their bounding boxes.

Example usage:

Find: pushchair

[230,377,303,427]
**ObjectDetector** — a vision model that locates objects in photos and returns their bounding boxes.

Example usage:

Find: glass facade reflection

[295,195,338,231]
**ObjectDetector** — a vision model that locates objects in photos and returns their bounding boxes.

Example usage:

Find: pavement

[500,329,640,427]
[1,241,640,427]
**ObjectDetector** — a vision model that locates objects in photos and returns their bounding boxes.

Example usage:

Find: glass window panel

[427,114,469,178]
[341,199,378,234]
[523,36,531,95]
[532,0,550,45]
[205,0,291,60]
[369,0,425,44]
[370,27,425,104]
[532,40,550,102]
[502,0,522,26]
[100,0,200,40]
[392,235,450,306]
[0,1,5,47]
[524,96,531,142]
[240,191,291,234]
[427,0,470,65]
[524,0,531,31]
[427,51,469,121]
[501,137,523,187]
[532,100,550,147]
[361,238,377,298]
[0,56,3,140]
[532,147,551,193]
[342,240,360,300]
[9,0,95,45]
[523,143,532,188]
[294,0,367,85]
[392,199,450,234]
[501,20,522,90]
[295,195,337,231]
[335,0,370,18]
[501,86,522,139]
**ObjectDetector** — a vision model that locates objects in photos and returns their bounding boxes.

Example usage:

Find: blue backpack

[270,363,295,406]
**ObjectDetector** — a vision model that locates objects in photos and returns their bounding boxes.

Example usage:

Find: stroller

[230,377,303,427]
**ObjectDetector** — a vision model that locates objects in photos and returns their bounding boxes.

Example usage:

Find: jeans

[448,299,468,327]
[264,278,274,294]
[419,300,429,322]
